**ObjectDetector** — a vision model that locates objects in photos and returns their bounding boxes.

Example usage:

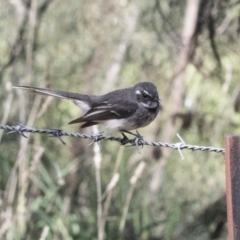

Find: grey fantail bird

[13,82,161,132]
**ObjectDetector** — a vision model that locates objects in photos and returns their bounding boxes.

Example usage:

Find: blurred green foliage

[1,0,240,239]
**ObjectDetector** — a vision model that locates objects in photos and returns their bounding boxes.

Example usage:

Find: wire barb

[49,128,66,145]
[133,131,144,154]
[120,130,144,154]
[0,123,225,154]
[7,123,28,138]
[176,133,185,160]
[88,132,104,148]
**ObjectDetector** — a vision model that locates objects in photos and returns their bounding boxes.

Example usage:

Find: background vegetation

[1,0,240,239]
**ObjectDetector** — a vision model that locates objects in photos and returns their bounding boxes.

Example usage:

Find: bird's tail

[13,86,92,102]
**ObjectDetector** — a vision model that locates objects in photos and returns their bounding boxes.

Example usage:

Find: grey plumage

[13,82,160,131]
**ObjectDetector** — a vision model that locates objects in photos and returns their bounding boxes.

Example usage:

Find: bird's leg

[120,132,131,145]
[120,130,144,149]
[121,130,143,139]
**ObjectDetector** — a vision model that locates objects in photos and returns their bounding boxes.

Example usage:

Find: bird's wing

[69,101,137,125]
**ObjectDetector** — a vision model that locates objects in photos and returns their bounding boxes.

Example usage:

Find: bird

[13,82,161,133]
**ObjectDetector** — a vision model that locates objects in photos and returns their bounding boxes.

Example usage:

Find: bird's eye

[142,92,148,98]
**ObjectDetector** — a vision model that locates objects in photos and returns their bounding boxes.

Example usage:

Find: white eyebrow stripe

[143,90,151,95]
[143,90,152,97]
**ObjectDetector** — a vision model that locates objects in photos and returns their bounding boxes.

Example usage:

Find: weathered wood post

[225,135,240,240]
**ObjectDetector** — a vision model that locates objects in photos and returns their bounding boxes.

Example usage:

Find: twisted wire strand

[0,124,225,153]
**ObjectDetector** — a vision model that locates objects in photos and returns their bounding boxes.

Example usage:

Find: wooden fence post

[224,135,240,240]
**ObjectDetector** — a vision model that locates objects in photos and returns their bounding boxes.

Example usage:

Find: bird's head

[134,82,160,110]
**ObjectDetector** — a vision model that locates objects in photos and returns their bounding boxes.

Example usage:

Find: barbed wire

[0,124,225,154]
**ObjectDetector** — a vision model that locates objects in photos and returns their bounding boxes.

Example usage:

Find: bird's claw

[133,131,144,154]
[120,130,144,154]
[120,132,130,145]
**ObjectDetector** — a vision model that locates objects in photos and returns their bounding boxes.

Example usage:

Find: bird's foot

[120,132,131,145]
[120,130,144,154]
